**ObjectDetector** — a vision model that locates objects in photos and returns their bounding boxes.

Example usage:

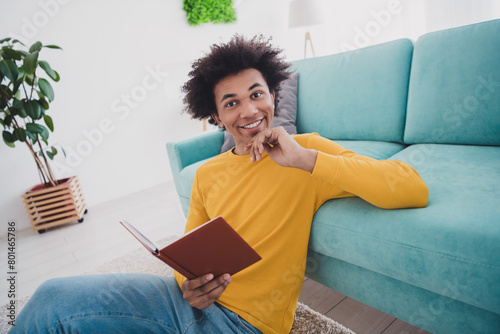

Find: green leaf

[0,38,11,44]
[11,99,26,118]
[23,100,42,120]
[26,122,49,140]
[38,97,49,110]
[24,51,38,75]
[9,107,22,118]
[16,66,25,80]
[26,130,36,141]
[0,118,4,128]
[0,84,13,101]
[38,61,59,81]
[25,73,34,86]
[12,79,22,97]
[3,138,15,147]
[12,99,23,108]
[36,89,44,99]
[43,114,54,131]
[2,130,15,143]
[0,59,19,81]
[12,39,25,46]
[43,44,63,50]
[1,47,23,61]
[46,151,54,159]
[29,41,42,53]
[3,114,12,127]
[38,78,54,101]
[13,127,26,142]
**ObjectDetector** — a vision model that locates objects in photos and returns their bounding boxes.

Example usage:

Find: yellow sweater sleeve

[304,134,429,209]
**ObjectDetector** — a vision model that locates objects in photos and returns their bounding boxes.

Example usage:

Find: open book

[120,216,262,280]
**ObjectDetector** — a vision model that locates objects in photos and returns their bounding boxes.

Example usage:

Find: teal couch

[166,19,500,334]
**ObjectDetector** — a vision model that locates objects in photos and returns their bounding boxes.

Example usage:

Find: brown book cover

[120,216,262,280]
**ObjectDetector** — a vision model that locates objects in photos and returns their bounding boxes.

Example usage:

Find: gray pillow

[220,72,299,153]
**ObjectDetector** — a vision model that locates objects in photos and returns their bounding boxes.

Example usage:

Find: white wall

[1,0,499,232]
[0,0,290,231]
[287,0,500,61]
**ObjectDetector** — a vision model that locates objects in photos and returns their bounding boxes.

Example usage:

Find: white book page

[120,220,160,253]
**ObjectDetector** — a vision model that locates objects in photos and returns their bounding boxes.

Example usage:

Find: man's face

[212,68,275,155]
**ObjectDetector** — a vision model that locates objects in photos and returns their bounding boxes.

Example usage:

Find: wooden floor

[298,278,429,333]
[1,180,429,333]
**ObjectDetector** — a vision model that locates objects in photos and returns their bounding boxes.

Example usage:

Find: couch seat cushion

[309,144,500,314]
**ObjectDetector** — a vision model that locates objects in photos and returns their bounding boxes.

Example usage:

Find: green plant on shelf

[183,0,237,26]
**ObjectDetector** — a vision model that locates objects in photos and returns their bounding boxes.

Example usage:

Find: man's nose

[240,101,258,118]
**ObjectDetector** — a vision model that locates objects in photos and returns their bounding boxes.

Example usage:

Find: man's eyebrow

[220,93,236,103]
[220,83,263,103]
[248,83,263,91]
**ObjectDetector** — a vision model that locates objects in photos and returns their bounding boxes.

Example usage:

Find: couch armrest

[167,130,224,172]
[166,131,224,213]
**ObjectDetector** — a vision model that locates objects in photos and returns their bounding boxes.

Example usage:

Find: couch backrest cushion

[292,39,413,143]
[405,19,500,145]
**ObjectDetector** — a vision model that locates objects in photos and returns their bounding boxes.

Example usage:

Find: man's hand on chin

[245,126,317,173]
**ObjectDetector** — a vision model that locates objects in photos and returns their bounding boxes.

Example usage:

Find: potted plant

[0,38,87,233]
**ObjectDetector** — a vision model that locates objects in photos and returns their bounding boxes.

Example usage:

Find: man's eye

[226,101,237,108]
[252,92,262,98]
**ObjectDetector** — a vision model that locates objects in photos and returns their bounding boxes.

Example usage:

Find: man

[175,34,428,334]
[10,35,427,334]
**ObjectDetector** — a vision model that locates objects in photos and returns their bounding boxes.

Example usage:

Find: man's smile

[241,119,263,129]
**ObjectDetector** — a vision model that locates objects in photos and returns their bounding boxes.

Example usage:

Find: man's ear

[211,113,223,128]
[271,91,276,109]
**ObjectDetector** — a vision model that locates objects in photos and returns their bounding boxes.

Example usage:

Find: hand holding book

[181,272,233,310]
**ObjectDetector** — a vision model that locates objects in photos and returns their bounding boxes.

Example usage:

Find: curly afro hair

[182,34,292,128]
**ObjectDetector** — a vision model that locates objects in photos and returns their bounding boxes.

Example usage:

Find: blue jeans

[9,274,261,334]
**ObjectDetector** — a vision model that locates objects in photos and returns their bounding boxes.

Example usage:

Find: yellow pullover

[175,133,428,334]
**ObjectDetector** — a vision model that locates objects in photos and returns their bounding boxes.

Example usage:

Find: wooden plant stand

[22,176,87,234]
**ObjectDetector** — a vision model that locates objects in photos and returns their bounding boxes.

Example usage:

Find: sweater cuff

[311,151,340,184]
[174,271,186,287]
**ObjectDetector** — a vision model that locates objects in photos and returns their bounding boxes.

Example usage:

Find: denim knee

[31,277,67,305]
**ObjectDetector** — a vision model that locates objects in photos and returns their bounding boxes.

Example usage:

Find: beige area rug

[1,236,355,334]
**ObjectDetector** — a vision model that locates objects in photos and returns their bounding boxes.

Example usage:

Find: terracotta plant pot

[22,176,87,234]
